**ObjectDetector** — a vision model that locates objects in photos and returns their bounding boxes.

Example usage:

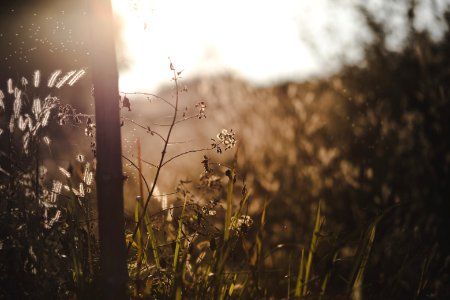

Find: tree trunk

[88,0,128,298]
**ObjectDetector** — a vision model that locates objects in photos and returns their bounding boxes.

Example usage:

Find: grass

[0,62,443,299]
[0,74,374,297]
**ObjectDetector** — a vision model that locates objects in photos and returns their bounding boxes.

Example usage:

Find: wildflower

[211,129,237,153]
[58,166,71,178]
[41,110,51,127]
[79,183,85,197]
[47,70,61,87]
[85,117,96,137]
[8,116,14,133]
[67,69,86,86]
[161,194,168,211]
[167,203,174,221]
[14,88,21,99]
[33,70,40,88]
[76,154,85,163]
[83,163,93,185]
[0,90,4,111]
[7,78,13,94]
[13,96,22,118]
[51,180,62,203]
[56,70,76,88]
[195,101,207,119]
[23,132,30,154]
[230,215,253,233]
[18,115,27,131]
[43,136,51,145]
[201,206,217,216]
[32,98,42,118]
[21,77,28,86]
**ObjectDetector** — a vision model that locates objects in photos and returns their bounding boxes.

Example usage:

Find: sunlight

[111,0,321,92]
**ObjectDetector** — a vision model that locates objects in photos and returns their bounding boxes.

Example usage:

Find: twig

[161,147,213,168]
[120,91,175,109]
[127,62,183,253]
[121,117,167,143]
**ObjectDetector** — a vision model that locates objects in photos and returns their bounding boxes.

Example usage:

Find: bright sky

[111,0,449,92]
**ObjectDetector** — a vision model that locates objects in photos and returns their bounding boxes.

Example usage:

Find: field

[1,2,450,299]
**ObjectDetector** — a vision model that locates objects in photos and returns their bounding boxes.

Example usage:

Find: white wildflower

[33,70,40,88]
[14,88,21,99]
[47,70,61,88]
[83,163,93,185]
[23,132,30,154]
[68,69,86,86]
[9,116,14,132]
[43,136,50,145]
[13,96,22,118]
[167,203,174,221]
[230,215,253,232]
[18,115,27,131]
[58,166,71,178]
[21,77,28,86]
[56,70,76,88]
[51,180,62,203]
[76,154,85,163]
[161,194,168,211]
[41,110,51,127]
[32,98,41,117]
[48,210,61,227]
[79,183,85,197]
[7,78,13,94]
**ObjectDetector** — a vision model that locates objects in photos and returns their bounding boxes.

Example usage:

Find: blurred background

[1,0,449,298]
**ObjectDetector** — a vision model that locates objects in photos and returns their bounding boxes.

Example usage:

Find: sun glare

[111,0,321,93]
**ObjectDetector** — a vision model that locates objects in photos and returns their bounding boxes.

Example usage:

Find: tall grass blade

[229,273,238,297]
[294,248,305,298]
[346,204,400,299]
[303,201,321,296]
[347,223,376,300]
[287,252,292,299]
[173,194,188,273]
[319,252,338,300]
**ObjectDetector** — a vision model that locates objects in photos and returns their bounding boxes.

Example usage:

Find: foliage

[1,6,450,299]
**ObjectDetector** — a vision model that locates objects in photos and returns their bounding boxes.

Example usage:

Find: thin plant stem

[127,63,182,253]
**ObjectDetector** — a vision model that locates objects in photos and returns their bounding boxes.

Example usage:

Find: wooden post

[88,0,128,298]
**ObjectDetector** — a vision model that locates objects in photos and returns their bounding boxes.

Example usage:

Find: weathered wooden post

[88,0,128,298]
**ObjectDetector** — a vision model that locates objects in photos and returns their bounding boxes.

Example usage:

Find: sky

[110,0,449,93]
[0,0,447,93]
[111,0,372,92]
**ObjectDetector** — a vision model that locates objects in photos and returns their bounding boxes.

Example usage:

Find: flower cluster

[211,129,237,154]
[230,215,253,234]
[84,117,96,137]
[195,101,207,119]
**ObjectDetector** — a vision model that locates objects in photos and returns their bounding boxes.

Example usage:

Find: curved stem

[120,91,175,109]
[161,147,213,168]
[127,66,181,252]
